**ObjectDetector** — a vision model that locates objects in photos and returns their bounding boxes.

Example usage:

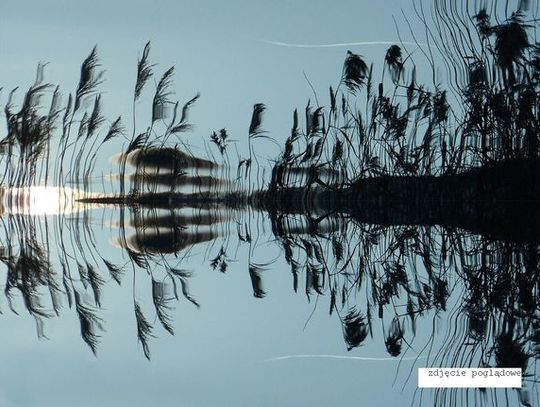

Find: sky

[0,0,431,176]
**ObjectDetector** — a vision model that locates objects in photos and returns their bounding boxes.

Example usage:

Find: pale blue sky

[0,0,428,172]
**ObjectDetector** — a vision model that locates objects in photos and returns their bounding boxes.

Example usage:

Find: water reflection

[114,208,225,254]
[2,1,540,404]
[1,186,96,215]
[0,192,537,405]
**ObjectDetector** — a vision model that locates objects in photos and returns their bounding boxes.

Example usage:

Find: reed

[263,0,540,213]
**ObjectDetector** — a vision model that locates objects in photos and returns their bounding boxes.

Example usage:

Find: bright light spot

[1,186,93,215]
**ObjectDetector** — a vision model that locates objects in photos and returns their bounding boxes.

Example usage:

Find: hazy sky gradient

[0,0,428,166]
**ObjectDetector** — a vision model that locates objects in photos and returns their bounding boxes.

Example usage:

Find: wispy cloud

[263,354,422,362]
[261,40,425,48]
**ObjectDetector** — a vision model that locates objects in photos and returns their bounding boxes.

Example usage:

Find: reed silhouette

[258,0,540,246]
[0,190,537,405]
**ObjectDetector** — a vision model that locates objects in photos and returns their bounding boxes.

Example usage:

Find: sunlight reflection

[1,186,97,215]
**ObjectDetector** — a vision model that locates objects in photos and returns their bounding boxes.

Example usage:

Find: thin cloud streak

[261,39,425,48]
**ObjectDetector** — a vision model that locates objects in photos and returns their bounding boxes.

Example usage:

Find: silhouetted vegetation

[263,0,540,223]
[1,1,540,406]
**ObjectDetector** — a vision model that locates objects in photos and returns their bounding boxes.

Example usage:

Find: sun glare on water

[1,186,94,216]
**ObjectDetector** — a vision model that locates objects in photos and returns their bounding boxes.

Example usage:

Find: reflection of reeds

[0,9,539,403]
[342,308,369,351]
[122,229,217,254]
[131,211,224,228]
[266,208,540,382]
[2,186,540,402]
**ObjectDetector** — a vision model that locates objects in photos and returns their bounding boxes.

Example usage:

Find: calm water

[0,189,534,407]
